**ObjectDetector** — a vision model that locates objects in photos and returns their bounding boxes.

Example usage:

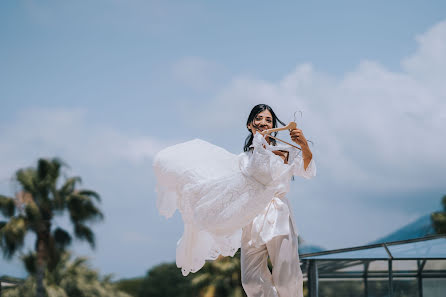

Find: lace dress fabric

[153,133,316,276]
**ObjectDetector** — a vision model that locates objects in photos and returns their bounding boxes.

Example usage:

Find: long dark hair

[243,104,286,152]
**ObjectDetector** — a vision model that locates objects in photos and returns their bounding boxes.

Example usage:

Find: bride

[154,104,315,297]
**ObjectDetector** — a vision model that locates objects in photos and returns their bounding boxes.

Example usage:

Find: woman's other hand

[290,128,313,170]
[290,128,308,148]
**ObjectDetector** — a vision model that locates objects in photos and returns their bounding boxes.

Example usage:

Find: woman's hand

[290,128,308,148]
[290,128,313,170]
[272,150,289,164]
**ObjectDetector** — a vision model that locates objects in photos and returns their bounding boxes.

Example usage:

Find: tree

[3,252,131,297]
[115,277,144,297]
[0,158,103,297]
[191,251,246,297]
[431,195,446,234]
[137,253,246,297]
[138,263,195,297]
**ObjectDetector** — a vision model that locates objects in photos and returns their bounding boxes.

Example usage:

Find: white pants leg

[241,218,303,297]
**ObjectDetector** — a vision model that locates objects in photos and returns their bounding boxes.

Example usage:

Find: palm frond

[53,227,72,249]
[50,183,62,212]
[35,159,58,204]
[37,158,62,186]
[213,259,239,273]
[22,251,37,274]
[192,273,212,288]
[0,195,16,217]
[24,202,42,228]
[70,255,89,270]
[56,177,83,211]
[15,168,37,193]
[0,216,27,258]
[59,177,82,196]
[67,193,104,223]
[74,223,95,248]
[77,189,101,202]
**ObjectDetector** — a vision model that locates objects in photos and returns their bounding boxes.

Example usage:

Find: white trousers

[241,217,303,297]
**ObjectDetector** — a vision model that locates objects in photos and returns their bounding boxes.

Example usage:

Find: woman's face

[248,109,273,134]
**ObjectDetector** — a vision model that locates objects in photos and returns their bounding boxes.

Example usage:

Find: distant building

[0,277,20,295]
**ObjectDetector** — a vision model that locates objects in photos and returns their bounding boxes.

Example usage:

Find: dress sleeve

[289,148,316,179]
[242,133,287,185]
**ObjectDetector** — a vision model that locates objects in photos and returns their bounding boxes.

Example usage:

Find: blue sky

[1,0,446,279]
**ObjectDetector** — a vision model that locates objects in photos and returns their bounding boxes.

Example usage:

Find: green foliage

[136,253,246,297]
[73,223,96,248]
[24,202,42,224]
[0,195,16,217]
[0,157,103,265]
[0,158,104,297]
[15,168,36,194]
[3,252,132,297]
[431,195,446,234]
[53,228,72,249]
[114,277,144,297]
[22,252,37,274]
[191,251,246,297]
[138,263,195,297]
[0,216,27,258]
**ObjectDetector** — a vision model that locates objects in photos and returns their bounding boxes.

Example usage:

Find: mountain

[298,242,326,254]
[297,213,437,255]
[368,214,436,244]
[298,236,326,254]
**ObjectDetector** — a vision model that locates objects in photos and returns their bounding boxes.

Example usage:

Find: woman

[240,104,315,297]
[153,104,315,297]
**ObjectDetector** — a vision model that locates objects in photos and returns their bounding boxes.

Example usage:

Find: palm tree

[431,195,446,234]
[3,252,131,297]
[0,158,103,297]
[192,251,247,297]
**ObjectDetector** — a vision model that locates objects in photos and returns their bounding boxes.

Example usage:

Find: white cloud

[402,19,446,88]
[168,20,446,250]
[0,108,168,179]
[184,20,446,193]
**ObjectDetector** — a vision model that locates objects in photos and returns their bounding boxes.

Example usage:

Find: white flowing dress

[153,133,316,276]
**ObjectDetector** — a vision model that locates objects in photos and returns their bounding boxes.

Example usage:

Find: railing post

[417,260,425,297]
[364,261,369,297]
[308,260,319,297]
[388,260,393,297]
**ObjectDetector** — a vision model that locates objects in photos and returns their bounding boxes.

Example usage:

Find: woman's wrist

[301,146,312,160]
